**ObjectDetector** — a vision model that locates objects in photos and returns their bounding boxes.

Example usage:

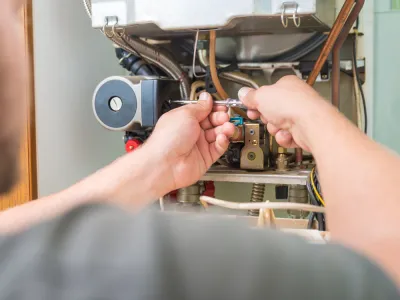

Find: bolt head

[248,152,256,161]
[109,97,123,112]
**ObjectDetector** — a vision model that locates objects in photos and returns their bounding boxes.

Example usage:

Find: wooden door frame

[0,1,37,210]
[24,1,38,201]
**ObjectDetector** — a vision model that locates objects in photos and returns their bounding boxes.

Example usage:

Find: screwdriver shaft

[170,99,246,109]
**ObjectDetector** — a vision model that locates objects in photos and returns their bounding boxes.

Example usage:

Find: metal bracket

[240,124,264,170]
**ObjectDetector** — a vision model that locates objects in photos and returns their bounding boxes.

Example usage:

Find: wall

[371,2,400,151]
[33,0,124,197]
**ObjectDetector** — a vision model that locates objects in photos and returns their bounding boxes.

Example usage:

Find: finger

[184,92,213,122]
[267,123,280,136]
[247,109,260,120]
[205,122,235,143]
[260,115,269,125]
[275,130,298,148]
[200,112,229,130]
[209,134,230,162]
[238,87,257,110]
[209,112,230,127]
[212,105,228,112]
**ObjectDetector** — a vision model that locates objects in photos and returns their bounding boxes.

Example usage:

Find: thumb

[185,92,213,121]
[238,87,258,110]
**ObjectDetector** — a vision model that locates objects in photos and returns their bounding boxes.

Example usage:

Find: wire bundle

[306,167,326,231]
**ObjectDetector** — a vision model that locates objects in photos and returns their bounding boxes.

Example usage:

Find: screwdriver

[169,99,247,110]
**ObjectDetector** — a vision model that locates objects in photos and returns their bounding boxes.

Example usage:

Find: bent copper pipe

[296,0,356,164]
[306,0,356,86]
[332,0,365,109]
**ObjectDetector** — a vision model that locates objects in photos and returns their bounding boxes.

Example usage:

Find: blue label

[230,117,244,126]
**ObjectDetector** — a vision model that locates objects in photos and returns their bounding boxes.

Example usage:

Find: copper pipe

[209,30,247,118]
[296,0,356,164]
[209,30,229,99]
[306,0,356,86]
[332,0,365,109]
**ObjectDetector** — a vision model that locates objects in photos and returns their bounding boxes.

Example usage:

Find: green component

[230,117,244,126]
[392,0,400,10]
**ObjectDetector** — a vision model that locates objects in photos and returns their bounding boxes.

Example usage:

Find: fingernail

[280,130,291,137]
[199,92,208,101]
[238,87,251,100]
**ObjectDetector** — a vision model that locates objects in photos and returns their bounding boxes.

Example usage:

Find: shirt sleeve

[0,203,397,300]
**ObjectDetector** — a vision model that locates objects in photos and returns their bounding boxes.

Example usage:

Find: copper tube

[209,30,247,118]
[295,149,303,165]
[296,0,356,164]
[306,0,356,86]
[332,0,365,109]
[209,30,229,99]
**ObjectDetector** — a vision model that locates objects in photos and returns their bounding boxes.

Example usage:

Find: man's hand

[238,75,332,152]
[147,92,235,190]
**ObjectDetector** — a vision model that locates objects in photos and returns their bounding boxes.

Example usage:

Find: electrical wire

[199,196,326,214]
[306,167,326,231]
[192,30,206,78]
[310,168,325,207]
[352,31,368,134]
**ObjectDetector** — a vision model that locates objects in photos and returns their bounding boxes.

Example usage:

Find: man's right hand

[238,75,333,152]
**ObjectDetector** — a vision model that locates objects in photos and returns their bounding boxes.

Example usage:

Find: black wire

[306,177,326,231]
[355,16,360,30]
[352,34,368,134]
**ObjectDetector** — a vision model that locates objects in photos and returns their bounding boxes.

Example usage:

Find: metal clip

[102,16,121,38]
[281,2,301,28]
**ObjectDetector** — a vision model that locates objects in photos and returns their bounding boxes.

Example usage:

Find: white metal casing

[91,0,336,37]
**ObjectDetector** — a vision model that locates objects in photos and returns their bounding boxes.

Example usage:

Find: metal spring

[249,183,266,216]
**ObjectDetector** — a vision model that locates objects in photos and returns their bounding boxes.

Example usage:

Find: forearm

[301,102,400,284]
[0,145,171,233]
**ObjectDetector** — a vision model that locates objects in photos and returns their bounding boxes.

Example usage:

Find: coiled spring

[249,183,266,216]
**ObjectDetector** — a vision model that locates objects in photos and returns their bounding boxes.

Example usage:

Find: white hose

[200,196,326,214]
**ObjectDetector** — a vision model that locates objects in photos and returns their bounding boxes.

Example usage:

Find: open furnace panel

[85,0,366,242]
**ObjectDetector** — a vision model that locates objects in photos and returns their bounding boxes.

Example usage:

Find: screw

[109,97,123,112]
[249,129,255,135]
[248,152,256,161]
[252,140,258,146]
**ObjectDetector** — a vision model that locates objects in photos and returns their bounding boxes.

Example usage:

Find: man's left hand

[147,92,235,191]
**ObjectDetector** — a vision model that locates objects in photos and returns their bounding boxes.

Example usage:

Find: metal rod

[170,99,247,109]
[332,0,365,109]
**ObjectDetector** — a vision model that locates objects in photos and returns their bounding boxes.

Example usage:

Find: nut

[247,152,256,161]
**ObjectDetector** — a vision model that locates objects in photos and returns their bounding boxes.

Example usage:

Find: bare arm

[0,146,170,233]
[240,76,400,287]
[0,95,234,234]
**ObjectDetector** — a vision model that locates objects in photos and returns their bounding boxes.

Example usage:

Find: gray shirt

[0,204,398,299]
